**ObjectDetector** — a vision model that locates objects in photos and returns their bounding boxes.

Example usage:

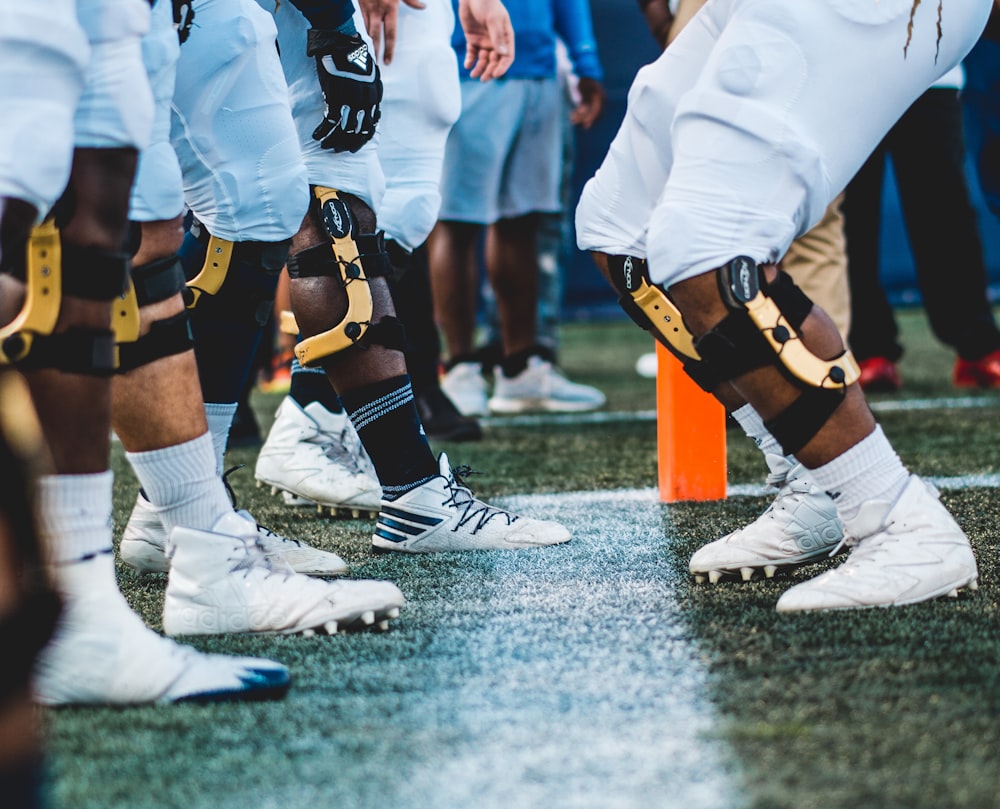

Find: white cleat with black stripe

[372,454,571,553]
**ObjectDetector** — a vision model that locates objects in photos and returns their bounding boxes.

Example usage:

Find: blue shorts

[439,77,564,224]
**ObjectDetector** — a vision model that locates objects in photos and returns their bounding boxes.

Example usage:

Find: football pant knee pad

[282,186,403,368]
[114,252,194,373]
[0,218,127,375]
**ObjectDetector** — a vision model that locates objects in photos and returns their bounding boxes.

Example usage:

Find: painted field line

[481,394,1000,430]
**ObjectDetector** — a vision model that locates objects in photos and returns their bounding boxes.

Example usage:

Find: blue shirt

[452,0,603,82]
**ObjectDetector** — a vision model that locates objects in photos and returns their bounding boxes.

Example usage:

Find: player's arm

[287,0,383,152]
[457,0,514,81]
[636,0,673,49]
[554,0,605,129]
[357,0,427,65]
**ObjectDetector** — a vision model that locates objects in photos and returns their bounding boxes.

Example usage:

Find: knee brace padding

[284,186,399,366]
[113,255,194,373]
[0,219,122,374]
[182,220,290,328]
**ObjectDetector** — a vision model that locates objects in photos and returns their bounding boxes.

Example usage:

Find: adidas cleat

[372,454,571,553]
[33,554,290,706]
[119,492,348,577]
[776,475,979,612]
[163,511,404,635]
[255,397,382,518]
[690,458,843,583]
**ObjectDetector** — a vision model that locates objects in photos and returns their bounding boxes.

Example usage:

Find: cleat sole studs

[740,567,754,582]
[970,580,980,591]
[386,607,400,619]
[947,589,959,598]
[708,570,722,585]
[302,628,316,638]
[376,620,389,631]
[764,565,777,579]
[324,621,338,635]
[693,574,706,584]
[360,610,375,626]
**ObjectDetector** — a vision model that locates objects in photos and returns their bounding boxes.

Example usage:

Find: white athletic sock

[126,432,232,534]
[807,425,909,520]
[204,401,238,476]
[35,471,115,564]
[731,404,790,474]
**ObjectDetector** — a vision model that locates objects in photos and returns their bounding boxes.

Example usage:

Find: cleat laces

[441,465,518,534]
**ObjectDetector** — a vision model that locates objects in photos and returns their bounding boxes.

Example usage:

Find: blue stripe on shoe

[380,505,444,527]
[375,526,412,544]
[377,516,430,537]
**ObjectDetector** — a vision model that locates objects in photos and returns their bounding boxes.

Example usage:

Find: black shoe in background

[416,386,483,442]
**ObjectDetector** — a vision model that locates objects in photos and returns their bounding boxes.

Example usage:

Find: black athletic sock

[340,375,438,498]
[289,364,343,414]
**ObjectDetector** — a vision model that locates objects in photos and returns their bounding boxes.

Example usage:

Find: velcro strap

[131,255,186,306]
[286,242,339,279]
[358,315,406,351]
[5,327,117,375]
[693,310,774,385]
[61,244,130,300]
[764,270,813,329]
[117,311,195,372]
[356,232,392,279]
[765,387,846,455]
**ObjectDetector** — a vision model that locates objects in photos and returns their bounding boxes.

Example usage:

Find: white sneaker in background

[33,554,290,705]
[489,356,606,414]
[690,456,843,583]
[119,492,349,577]
[255,397,382,518]
[372,453,571,553]
[164,511,404,635]
[440,361,490,417]
[775,475,979,612]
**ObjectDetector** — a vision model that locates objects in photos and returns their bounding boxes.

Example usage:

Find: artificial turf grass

[665,489,1000,809]
[44,314,1000,809]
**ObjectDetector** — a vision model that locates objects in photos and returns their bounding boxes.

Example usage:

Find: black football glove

[306,28,382,153]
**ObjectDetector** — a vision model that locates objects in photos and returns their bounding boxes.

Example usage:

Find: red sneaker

[858,356,902,392]
[953,349,1000,388]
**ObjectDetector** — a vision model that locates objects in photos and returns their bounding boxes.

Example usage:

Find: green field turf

[42,311,1000,809]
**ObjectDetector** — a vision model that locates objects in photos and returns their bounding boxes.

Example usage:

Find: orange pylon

[655,342,727,502]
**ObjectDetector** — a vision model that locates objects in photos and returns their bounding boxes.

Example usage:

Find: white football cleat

[163,511,404,635]
[775,475,979,612]
[690,457,843,583]
[255,397,382,518]
[440,361,490,417]
[372,453,571,553]
[119,492,348,577]
[489,356,605,414]
[33,554,290,706]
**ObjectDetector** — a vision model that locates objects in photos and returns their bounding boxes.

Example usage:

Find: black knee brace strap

[0,220,126,374]
[696,257,859,454]
[116,310,195,373]
[283,186,399,365]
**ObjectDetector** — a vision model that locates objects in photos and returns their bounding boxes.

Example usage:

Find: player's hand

[570,77,605,129]
[457,0,514,81]
[358,0,426,65]
[307,28,382,152]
